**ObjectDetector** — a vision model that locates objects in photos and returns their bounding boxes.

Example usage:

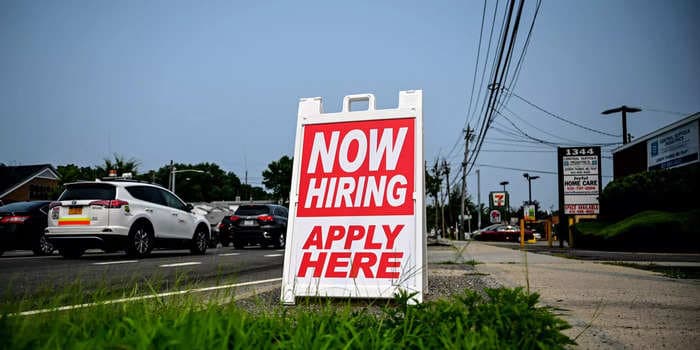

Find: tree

[262,156,293,203]
[137,162,248,202]
[97,154,140,178]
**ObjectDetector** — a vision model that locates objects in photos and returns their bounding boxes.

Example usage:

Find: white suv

[45,180,211,258]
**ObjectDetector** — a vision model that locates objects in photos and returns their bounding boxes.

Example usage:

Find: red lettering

[382,224,403,249]
[344,225,365,249]
[324,225,345,249]
[326,252,351,278]
[364,225,382,249]
[349,252,377,278]
[376,252,403,279]
[302,226,323,249]
[297,252,327,277]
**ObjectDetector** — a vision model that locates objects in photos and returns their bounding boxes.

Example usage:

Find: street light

[170,167,206,194]
[499,181,510,221]
[522,173,540,205]
[602,105,641,144]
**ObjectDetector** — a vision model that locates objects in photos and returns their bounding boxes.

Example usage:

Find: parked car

[218,204,288,249]
[469,223,505,239]
[473,224,534,242]
[45,180,211,258]
[0,201,54,256]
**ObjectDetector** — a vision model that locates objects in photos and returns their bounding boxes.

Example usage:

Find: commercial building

[612,112,699,178]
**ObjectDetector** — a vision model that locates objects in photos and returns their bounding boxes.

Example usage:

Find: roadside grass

[603,262,700,279]
[0,284,574,349]
[0,268,243,313]
[577,210,698,239]
[574,209,700,251]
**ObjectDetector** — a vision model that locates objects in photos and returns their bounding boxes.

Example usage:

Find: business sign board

[647,120,699,170]
[281,91,425,305]
[523,205,536,221]
[558,147,602,215]
[489,209,501,224]
[489,191,508,209]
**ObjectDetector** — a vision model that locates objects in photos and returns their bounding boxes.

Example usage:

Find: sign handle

[342,93,376,112]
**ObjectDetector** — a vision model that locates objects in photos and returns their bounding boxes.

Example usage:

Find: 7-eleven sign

[489,191,509,209]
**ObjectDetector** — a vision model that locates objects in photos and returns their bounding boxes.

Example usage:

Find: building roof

[0,164,60,198]
[612,112,700,154]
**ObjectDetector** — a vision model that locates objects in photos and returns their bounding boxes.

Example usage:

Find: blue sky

[1,0,698,211]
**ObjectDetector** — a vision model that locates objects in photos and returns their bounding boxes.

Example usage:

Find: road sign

[558,147,602,215]
[489,191,508,209]
[524,204,536,221]
[281,91,425,305]
[489,209,501,223]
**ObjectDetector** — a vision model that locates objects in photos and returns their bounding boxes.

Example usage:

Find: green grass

[0,286,574,349]
[603,262,700,279]
[576,209,699,239]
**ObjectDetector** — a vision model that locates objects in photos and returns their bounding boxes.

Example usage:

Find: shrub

[600,163,699,220]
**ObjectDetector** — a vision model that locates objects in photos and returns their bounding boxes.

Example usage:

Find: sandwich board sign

[281,91,425,305]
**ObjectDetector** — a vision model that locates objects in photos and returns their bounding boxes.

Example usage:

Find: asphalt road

[0,246,284,300]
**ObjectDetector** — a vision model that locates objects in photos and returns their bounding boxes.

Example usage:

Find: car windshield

[59,183,116,201]
[0,201,45,213]
[235,205,270,216]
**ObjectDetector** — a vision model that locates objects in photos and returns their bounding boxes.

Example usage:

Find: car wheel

[32,234,54,256]
[60,247,85,259]
[220,237,230,247]
[190,227,208,255]
[273,231,285,249]
[127,222,154,258]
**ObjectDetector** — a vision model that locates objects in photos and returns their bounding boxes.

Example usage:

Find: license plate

[68,207,82,215]
[243,220,256,226]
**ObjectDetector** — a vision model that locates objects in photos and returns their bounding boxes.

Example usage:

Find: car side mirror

[186,203,194,212]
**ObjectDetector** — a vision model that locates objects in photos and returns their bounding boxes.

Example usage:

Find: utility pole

[442,159,452,239]
[601,105,641,144]
[168,160,173,191]
[460,126,474,240]
[477,168,481,230]
[432,160,441,238]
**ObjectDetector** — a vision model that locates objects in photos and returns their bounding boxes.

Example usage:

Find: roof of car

[64,180,165,188]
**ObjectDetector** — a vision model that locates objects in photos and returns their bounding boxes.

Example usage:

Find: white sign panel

[562,156,599,175]
[281,91,425,305]
[647,120,699,170]
[563,175,600,194]
[558,147,601,215]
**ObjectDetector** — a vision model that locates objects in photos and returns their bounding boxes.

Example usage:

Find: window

[29,184,52,200]
[0,201,45,212]
[60,184,116,201]
[126,186,166,206]
[278,206,288,218]
[160,190,186,211]
[235,205,270,216]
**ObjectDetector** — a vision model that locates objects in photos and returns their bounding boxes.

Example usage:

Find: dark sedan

[218,204,288,249]
[0,201,54,256]
[473,224,534,242]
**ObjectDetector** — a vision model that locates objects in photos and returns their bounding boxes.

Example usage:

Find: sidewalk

[453,241,700,349]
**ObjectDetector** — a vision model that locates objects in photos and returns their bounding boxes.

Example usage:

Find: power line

[478,163,613,178]
[468,0,519,174]
[501,105,613,144]
[465,0,488,127]
[468,0,502,129]
[641,107,690,117]
[506,89,621,137]
[496,110,623,147]
[497,0,541,109]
